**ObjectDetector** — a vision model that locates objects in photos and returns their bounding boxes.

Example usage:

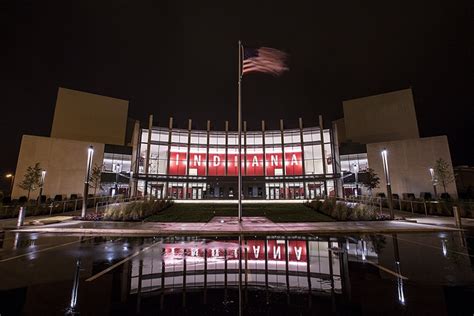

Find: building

[12,87,133,200]
[454,165,474,199]
[134,116,338,200]
[336,88,457,198]
[11,87,457,200]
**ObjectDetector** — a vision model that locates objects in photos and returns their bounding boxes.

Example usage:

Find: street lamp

[82,146,94,218]
[353,163,359,197]
[429,167,438,198]
[5,173,14,197]
[129,171,134,198]
[340,171,345,198]
[38,170,46,205]
[113,163,121,197]
[381,149,394,219]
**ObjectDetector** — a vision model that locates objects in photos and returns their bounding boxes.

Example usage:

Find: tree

[89,164,103,196]
[18,163,42,200]
[361,168,380,195]
[434,158,455,193]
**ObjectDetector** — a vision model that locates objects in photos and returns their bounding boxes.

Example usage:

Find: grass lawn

[144,203,334,223]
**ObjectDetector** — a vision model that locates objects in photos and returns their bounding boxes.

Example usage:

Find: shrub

[103,199,173,221]
[306,198,383,221]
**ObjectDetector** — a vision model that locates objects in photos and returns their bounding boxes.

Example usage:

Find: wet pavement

[0,229,473,315]
[11,217,458,237]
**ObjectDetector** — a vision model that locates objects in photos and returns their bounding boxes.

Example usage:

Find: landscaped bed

[144,202,334,223]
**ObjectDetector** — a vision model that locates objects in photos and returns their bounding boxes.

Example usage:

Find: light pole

[82,146,94,218]
[340,171,345,198]
[38,170,46,205]
[381,149,394,219]
[353,163,359,197]
[5,173,14,197]
[129,171,134,198]
[113,163,121,197]
[429,167,438,198]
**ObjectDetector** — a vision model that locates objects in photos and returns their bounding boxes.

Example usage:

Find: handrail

[333,195,473,217]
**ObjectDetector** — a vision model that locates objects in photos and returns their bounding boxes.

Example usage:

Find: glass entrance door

[171,186,184,199]
[192,187,203,200]
[268,187,280,200]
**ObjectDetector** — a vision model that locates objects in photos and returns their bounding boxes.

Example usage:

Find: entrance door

[288,187,300,199]
[192,187,203,200]
[308,183,322,200]
[171,186,184,199]
[269,187,280,200]
[152,185,163,199]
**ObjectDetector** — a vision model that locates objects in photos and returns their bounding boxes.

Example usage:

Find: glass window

[265,132,281,145]
[228,133,238,145]
[151,130,169,142]
[246,132,262,146]
[190,132,207,145]
[171,131,189,144]
[323,130,331,144]
[149,144,169,175]
[302,129,321,143]
[141,130,149,142]
[102,153,132,173]
[283,130,301,144]
[210,133,226,145]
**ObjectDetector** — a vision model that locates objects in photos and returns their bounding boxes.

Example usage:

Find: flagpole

[238,40,242,222]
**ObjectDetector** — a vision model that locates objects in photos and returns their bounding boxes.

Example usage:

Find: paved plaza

[11,216,458,236]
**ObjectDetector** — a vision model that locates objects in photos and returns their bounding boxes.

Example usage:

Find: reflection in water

[441,238,448,257]
[392,235,405,306]
[66,259,81,315]
[2,232,473,315]
[130,237,346,298]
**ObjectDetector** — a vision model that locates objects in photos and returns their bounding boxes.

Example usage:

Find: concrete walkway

[380,208,474,227]
[0,212,78,229]
[12,216,457,236]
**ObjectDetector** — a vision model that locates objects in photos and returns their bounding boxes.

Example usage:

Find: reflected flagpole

[238,40,243,222]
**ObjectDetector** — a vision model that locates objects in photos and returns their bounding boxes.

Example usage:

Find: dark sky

[1,0,473,191]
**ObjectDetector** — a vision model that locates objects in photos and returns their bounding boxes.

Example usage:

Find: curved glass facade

[134,123,338,200]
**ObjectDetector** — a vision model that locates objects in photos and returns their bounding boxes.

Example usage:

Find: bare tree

[18,163,42,200]
[433,158,455,193]
[89,164,103,196]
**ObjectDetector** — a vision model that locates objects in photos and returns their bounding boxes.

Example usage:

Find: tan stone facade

[367,136,457,197]
[51,87,129,145]
[12,135,104,199]
[342,88,419,144]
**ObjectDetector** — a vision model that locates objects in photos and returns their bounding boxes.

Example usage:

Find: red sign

[245,154,264,176]
[207,153,226,176]
[188,153,206,176]
[168,150,303,176]
[163,240,307,263]
[226,153,245,176]
[168,152,188,175]
[285,151,303,175]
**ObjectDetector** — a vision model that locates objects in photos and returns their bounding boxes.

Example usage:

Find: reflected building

[128,237,364,296]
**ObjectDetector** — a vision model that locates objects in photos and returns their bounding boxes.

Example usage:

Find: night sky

[1,0,473,192]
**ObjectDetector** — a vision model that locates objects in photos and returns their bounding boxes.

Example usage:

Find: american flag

[242,47,289,76]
